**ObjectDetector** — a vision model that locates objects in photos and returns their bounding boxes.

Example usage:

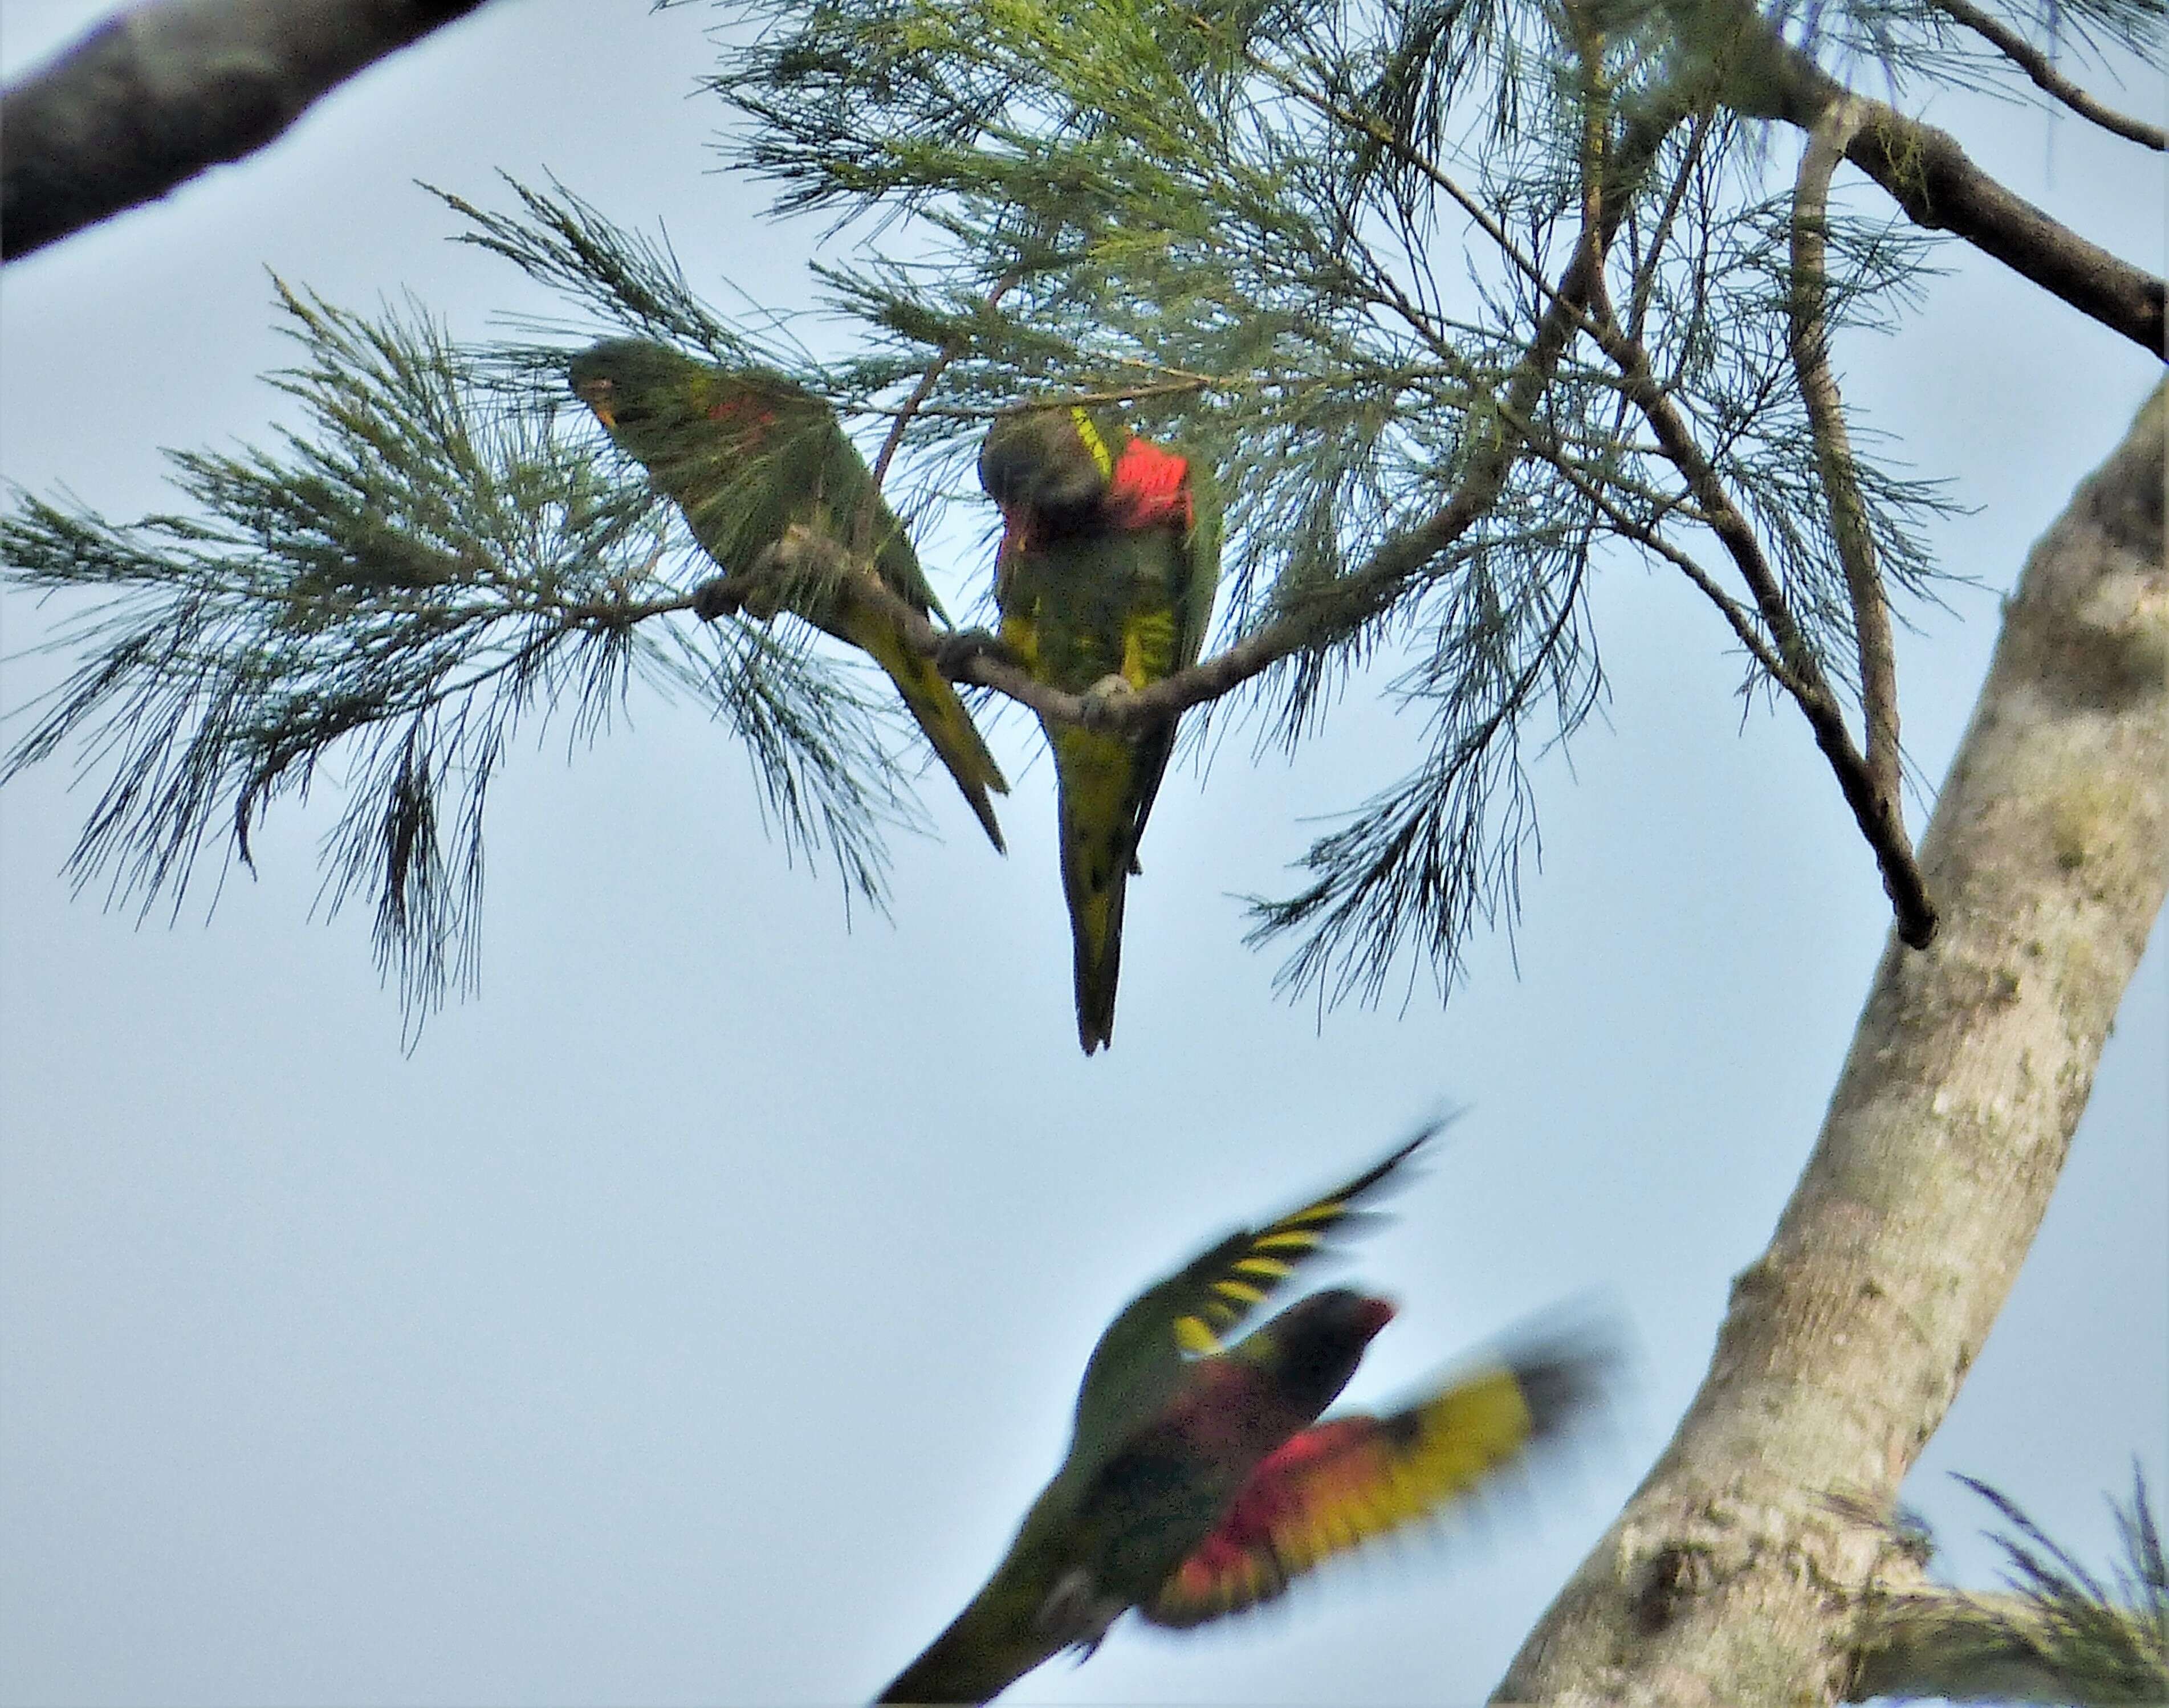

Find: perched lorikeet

[568,338,1008,850]
[876,1132,1613,1704]
[978,405,1219,1053]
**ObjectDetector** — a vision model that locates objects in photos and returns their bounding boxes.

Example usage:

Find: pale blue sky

[1,3,2162,1702]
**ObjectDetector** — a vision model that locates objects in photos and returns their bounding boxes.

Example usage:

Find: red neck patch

[1108,437,1193,531]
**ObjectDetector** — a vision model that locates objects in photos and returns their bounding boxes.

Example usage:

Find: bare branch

[1790,96,1905,816]
[1927,0,2169,152]
[1699,0,2167,352]
[1840,106,2166,353]
[1585,275,1939,947]
[2,0,496,263]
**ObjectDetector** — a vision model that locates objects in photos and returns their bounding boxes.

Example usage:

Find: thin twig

[1627,110,1716,344]
[1546,443,1803,693]
[1928,0,2168,150]
[1235,39,1566,317]
[868,274,1019,494]
[1790,95,1905,816]
[853,275,1023,569]
[1586,272,1938,946]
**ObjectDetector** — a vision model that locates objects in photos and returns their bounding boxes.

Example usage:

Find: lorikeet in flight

[568,338,1008,850]
[876,1132,1614,1704]
[977,405,1219,1053]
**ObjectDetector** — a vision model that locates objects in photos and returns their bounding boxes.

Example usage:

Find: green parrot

[568,338,1008,850]
[876,1132,1614,1704]
[978,405,1219,1053]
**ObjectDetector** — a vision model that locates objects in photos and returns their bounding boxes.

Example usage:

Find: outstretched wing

[1141,1326,1615,1627]
[1067,1130,1434,1473]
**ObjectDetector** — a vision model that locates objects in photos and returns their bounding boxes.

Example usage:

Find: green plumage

[877,1138,1423,1704]
[980,405,1218,1053]
[569,338,1007,850]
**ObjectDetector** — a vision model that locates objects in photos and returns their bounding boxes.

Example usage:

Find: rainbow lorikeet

[978,405,1219,1053]
[876,1132,1613,1703]
[568,338,1008,850]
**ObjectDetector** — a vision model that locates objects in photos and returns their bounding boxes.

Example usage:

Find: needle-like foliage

[1950,1468,2169,1703]
[1859,1469,2169,1703]
[2,283,908,1024]
[703,0,1967,995]
[6,0,2156,1022]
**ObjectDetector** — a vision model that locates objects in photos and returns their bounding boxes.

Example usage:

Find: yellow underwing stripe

[1163,1135,1428,1359]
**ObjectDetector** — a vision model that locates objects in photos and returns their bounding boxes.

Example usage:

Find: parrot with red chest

[977,404,1218,1053]
[876,1130,1617,1703]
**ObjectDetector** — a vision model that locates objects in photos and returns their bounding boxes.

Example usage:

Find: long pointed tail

[877,1585,1064,1704]
[860,620,1009,852]
[1053,729,1137,1055]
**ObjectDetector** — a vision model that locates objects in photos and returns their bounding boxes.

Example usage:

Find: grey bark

[2,0,495,263]
[1495,381,2168,1706]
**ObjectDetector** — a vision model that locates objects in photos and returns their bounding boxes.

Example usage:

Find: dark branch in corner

[1698,0,2167,354]
[2,0,497,262]
[1927,0,2168,152]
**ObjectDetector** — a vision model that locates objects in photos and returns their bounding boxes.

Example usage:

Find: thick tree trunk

[1496,382,2168,1706]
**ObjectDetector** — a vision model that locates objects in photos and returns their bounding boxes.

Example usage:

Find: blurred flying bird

[877,1128,1617,1703]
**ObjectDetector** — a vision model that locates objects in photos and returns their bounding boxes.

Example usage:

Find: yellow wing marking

[1119,606,1178,690]
[1070,407,1116,481]
[1149,1133,1429,1363]
[1142,1363,1550,1628]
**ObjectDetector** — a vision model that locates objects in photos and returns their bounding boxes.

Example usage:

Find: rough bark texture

[2,0,493,262]
[1495,381,2168,1706]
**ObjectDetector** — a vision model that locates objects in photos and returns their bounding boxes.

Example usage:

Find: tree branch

[1696,0,2167,353]
[1852,1589,2169,1703]
[1495,381,2168,1706]
[1586,275,1939,947]
[1790,96,1906,816]
[2,0,495,263]
[1838,105,2166,354]
[1926,0,2169,152]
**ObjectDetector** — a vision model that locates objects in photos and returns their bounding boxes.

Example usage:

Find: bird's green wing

[1175,454,1220,671]
[1065,1132,1431,1475]
[1116,447,1218,878]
